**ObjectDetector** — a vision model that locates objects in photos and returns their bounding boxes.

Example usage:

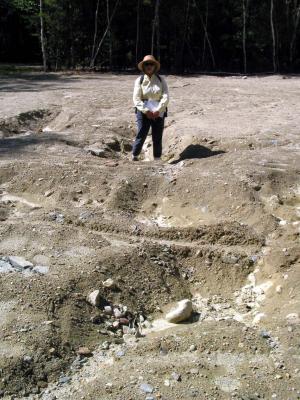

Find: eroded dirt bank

[0,73,299,399]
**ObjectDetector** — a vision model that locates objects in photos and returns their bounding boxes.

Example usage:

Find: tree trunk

[106,0,113,69]
[91,0,100,65]
[156,0,160,60]
[270,0,277,72]
[194,0,216,69]
[69,1,74,68]
[242,0,248,74]
[290,2,300,67]
[151,0,160,57]
[180,0,190,72]
[90,0,120,68]
[39,0,47,72]
[202,0,208,67]
[136,0,140,64]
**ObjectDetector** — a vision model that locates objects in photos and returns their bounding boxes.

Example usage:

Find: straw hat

[138,55,160,72]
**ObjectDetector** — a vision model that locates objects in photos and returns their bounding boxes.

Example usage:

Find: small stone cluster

[86,285,147,342]
[0,256,48,275]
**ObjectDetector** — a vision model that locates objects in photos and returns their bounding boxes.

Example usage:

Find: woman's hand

[146,111,154,119]
[152,111,160,119]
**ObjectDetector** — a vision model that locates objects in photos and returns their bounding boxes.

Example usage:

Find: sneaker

[132,155,139,161]
[154,157,162,162]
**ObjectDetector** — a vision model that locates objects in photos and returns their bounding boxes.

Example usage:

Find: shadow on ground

[0,132,80,156]
[169,144,225,164]
[0,73,81,93]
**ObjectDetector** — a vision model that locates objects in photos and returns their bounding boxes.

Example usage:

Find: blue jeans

[132,111,165,158]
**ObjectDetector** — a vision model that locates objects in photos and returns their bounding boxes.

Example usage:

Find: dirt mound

[0,73,299,399]
[0,108,60,138]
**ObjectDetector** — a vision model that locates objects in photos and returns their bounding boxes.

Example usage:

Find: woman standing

[132,55,169,161]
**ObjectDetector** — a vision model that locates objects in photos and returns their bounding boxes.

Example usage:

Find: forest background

[0,0,300,74]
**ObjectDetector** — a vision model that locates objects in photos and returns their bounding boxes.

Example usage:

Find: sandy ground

[0,72,299,399]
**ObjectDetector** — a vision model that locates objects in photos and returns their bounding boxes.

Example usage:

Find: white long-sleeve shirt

[133,74,169,114]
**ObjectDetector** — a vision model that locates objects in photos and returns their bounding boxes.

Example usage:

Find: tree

[242,0,249,74]
[106,0,113,69]
[91,0,100,64]
[90,0,120,68]
[290,1,300,67]
[193,0,216,70]
[151,0,160,59]
[135,0,141,64]
[39,0,47,71]
[270,0,277,72]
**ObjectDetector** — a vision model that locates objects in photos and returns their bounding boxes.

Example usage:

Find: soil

[0,72,299,399]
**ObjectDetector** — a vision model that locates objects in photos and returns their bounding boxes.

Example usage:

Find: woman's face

[143,62,156,75]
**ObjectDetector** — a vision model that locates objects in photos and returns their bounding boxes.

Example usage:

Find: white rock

[42,126,53,132]
[123,334,137,344]
[276,285,282,294]
[165,299,193,323]
[87,290,101,307]
[113,308,122,318]
[102,278,115,289]
[252,312,266,325]
[286,313,300,324]
[104,305,113,315]
[32,265,49,275]
[7,256,33,270]
[189,344,197,352]
[44,190,54,197]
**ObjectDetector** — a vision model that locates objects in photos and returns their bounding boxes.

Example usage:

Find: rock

[0,258,14,273]
[102,278,116,289]
[286,313,300,324]
[119,318,129,325]
[32,265,49,275]
[42,126,53,132]
[59,376,71,384]
[164,379,170,387]
[189,344,197,352]
[116,350,126,358]
[76,347,92,357]
[101,341,110,350]
[222,254,239,264]
[165,299,193,323]
[44,190,54,197]
[140,383,154,394]
[171,372,181,382]
[7,256,33,270]
[87,290,101,307]
[252,313,266,324]
[123,334,137,344]
[23,355,33,363]
[190,368,199,375]
[142,320,152,329]
[260,330,271,339]
[49,347,56,355]
[48,211,64,223]
[276,285,282,294]
[85,146,106,157]
[104,305,113,315]
[112,321,120,329]
[114,308,122,318]
[122,325,131,334]
[78,211,93,221]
